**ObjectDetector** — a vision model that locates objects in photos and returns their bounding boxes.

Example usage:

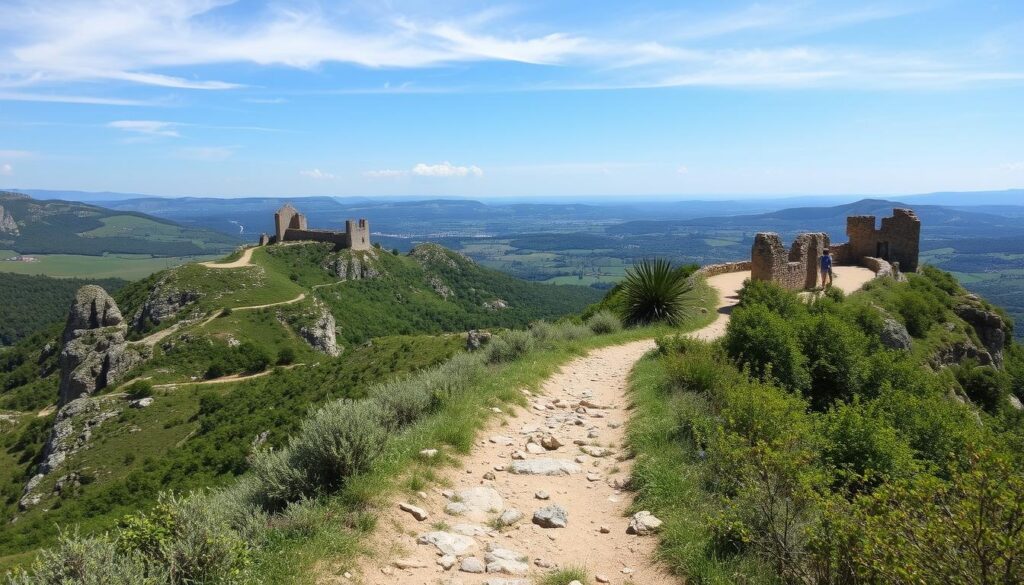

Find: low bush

[276,346,296,366]
[585,310,622,334]
[485,330,536,364]
[7,530,165,585]
[124,380,153,400]
[370,377,433,431]
[619,258,695,326]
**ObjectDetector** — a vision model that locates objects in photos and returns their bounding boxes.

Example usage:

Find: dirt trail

[350,267,879,584]
[200,246,255,269]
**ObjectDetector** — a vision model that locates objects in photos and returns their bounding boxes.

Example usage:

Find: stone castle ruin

[260,204,371,251]
[751,208,921,291]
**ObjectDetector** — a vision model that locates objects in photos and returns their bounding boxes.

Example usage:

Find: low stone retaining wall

[694,260,752,279]
[860,256,898,279]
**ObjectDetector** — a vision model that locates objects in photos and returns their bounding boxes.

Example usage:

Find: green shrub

[276,346,296,366]
[421,352,485,404]
[485,330,536,364]
[738,278,804,318]
[662,341,735,397]
[798,313,870,408]
[585,310,622,334]
[725,305,811,393]
[204,361,226,380]
[549,322,592,342]
[954,362,1011,413]
[289,400,388,495]
[370,377,433,430]
[7,531,164,585]
[124,380,154,400]
[821,402,916,492]
[619,258,695,325]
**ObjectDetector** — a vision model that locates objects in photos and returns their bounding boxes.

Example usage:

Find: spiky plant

[620,258,695,326]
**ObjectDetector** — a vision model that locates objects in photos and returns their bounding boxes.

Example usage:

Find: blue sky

[1,0,1023,198]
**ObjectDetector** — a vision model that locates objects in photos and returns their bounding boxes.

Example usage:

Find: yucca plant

[620,258,695,326]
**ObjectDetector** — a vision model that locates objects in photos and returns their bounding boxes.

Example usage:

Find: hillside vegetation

[0,241,604,569]
[0,192,237,257]
[629,267,1024,584]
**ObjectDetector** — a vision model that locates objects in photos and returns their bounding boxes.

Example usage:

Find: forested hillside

[0,192,237,257]
[0,273,128,346]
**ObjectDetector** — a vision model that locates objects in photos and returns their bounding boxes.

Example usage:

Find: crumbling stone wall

[694,260,753,279]
[751,232,830,291]
[847,208,920,272]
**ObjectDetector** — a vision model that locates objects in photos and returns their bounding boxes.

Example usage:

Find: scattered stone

[489,435,514,446]
[596,574,610,583]
[460,557,486,573]
[399,502,428,521]
[587,472,602,482]
[532,504,568,528]
[394,558,428,569]
[511,450,527,460]
[607,422,621,429]
[417,531,479,556]
[498,508,524,526]
[129,397,153,408]
[419,448,439,458]
[587,429,600,438]
[600,525,610,533]
[438,554,457,570]
[445,487,504,522]
[485,547,529,575]
[580,399,609,409]
[627,511,663,535]
[509,459,581,476]
[525,442,545,455]
[535,558,553,568]
[483,472,496,481]
[451,523,489,537]
[580,445,612,457]
[534,490,550,500]
[540,435,563,450]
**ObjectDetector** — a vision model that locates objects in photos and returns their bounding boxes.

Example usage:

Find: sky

[1,0,1023,198]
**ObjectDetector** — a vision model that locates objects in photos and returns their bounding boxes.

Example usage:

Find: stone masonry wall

[694,260,752,279]
[752,232,830,291]
[846,208,921,273]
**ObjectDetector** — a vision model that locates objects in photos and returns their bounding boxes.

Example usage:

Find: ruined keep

[751,208,921,291]
[262,204,371,251]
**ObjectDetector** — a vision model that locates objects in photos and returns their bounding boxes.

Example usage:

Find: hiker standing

[820,248,834,288]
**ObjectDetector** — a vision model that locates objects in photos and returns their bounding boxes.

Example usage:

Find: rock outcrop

[955,304,1009,367]
[299,304,340,356]
[132,276,202,330]
[22,287,146,509]
[0,204,18,235]
[59,286,145,405]
[326,248,382,281]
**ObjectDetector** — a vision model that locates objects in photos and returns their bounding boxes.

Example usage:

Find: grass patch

[538,565,588,585]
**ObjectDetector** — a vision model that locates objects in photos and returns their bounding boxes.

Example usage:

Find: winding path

[349,267,877,585]
[200,246,256,269]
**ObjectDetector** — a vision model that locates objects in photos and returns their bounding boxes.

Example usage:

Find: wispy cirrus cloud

[109,120,180,138]
[0,0,1020,103]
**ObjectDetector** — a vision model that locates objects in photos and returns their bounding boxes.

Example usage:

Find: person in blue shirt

[820,248,834,288]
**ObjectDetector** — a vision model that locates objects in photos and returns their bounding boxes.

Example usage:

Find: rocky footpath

[21,286,146,510]
[354,340,676,585]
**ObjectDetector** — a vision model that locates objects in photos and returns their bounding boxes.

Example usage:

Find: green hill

[0,191,238,257]
[0,273,129,346]
[0,241,603,565]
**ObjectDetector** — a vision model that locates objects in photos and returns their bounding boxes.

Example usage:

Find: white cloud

[365,162,484,178]
[109,120,180,138]
[0,163,12,175]
[300,168,334,180]
[177,146,234,161]
[1001,161,1024,171]
[676,165,689,175]
[412,162,483,177]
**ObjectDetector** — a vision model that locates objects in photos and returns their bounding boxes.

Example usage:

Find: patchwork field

[0,250,219,280]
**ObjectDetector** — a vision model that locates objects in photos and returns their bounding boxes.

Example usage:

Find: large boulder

[0,204,19,235]
[879,319,912,351]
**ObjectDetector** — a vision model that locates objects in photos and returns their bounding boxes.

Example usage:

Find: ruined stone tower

[844,208,920,273]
